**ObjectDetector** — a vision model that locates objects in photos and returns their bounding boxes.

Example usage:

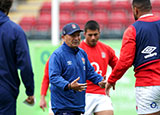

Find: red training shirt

[79,40,118,95]
[40,59,49,96]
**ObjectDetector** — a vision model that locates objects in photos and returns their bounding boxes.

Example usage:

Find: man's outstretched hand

[98,75,107,88]
[70,77,87,92]
[105,82,115,96]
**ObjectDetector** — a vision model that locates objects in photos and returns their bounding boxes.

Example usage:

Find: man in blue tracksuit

[0,0,34,115]
[49,23,105,115]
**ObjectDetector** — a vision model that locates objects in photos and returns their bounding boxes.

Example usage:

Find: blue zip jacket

[49,42,103,113]
[0,11,34,98]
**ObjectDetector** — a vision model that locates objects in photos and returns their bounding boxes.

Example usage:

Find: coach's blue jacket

[49,42,103,113]
[0,11,34,98]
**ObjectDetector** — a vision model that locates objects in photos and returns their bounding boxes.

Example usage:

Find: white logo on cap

[72,24,76,29]
[63,31,66,34]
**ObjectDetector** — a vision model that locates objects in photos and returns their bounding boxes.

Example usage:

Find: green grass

[17,39,136,115]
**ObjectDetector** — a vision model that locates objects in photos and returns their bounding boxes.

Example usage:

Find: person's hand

[105,82,115,96]
[98,75,106,88]
[23,96,35,106]
[40,95,47,111]
[70,77,87,92]
[98,80,106,88]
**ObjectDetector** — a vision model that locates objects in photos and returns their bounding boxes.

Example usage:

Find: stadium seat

[75,1,93,13]
[127,12,135,27]
[31,15,51,39]
[34,15,51,32]
[60,11,73,25]
[152,10,160,17]
[39,1,51,16]
[106,23,125,38]
[107,23,123,30]
[112,0,131,12]
[152,0,160,10]
[60,1,75,12]
[94,0,112,11]
[19,16,36,32]
[109,10,128,26]
[73,11,91,25]
[92,11,109,29]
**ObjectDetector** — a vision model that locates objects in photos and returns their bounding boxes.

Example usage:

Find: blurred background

[8,0,160,115]
[9,0,160,40]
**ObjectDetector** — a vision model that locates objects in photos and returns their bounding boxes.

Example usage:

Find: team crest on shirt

[141,46,157,59]
[81,58,85,64]
[101,52,106,58]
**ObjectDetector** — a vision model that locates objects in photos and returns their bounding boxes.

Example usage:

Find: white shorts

[84,93,113,115]
[136,86,160,114]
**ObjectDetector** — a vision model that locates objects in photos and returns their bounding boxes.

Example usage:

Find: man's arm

[106,25,136,95]
[15,30,34,97]
[15,29,34,104]
[108,47,118,69]
[49,53,69,90]
[41,59,50,96]
[40,59,50,111]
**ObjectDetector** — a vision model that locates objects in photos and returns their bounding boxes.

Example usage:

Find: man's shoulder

[78,47,87,54]
[52,46,63,55]
[3,18,25,33]
[97,41,113,50]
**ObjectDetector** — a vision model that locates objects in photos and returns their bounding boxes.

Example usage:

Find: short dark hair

[132,0,152,12]
[0,0,13,15]
[84,20,100,32]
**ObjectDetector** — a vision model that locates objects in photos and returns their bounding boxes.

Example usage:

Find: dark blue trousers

[0,85,16,115]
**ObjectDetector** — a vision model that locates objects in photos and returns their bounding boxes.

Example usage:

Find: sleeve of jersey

[16,31,34,96]
[49,53,69,91]
[41,59,49,96]
[108,47,118,69]
[108,25,136,84]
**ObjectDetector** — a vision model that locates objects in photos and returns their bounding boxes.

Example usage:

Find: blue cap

[62,23,83,35]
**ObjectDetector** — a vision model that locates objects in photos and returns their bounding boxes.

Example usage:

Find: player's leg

[0,85,16,115]
[136,86,160,115]
[94,95,113,115]
[84,93,98,115]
